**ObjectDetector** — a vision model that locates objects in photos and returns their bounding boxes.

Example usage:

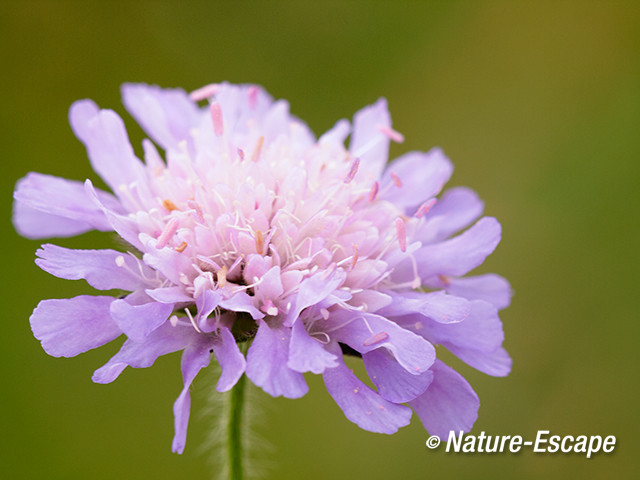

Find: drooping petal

[69,100,147,194]
[380,148,453,212]
[110,298,174,342]
[328,311,435,374]
[284,268,346,326]
[448,345,512,377]
[417,187,484,243]
[172,340,213,454]
[13,172,119,238]
[416,217,501,279]
[35,244,154,291]
[211,326,246,392]
[92,322,197,384]
[85,179,144,250]
[121,83,201,151]
[378,290,471,324]
[322,343,412,434]
[245,320,308,398]
[409,360,479,438]
[287,319,338,374]
[219,291,264,320]
[363,349,434,403]
[30,295,120,357]
[349,98,391,181]
[440,273,513,310]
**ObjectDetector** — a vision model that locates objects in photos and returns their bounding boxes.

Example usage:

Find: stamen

[210,102,224,136]
[438,274,451,287]
[363,331,389,347]
[369,181,379,202]
[217,265,228,288]
[248,86,258,109]
[237,148,245,161]
[414,198,437,218]
[156,218,179,249]
[189,83,219,101]
[343,157,360,183]
[320,308,330,320]
[175,241,188,253]
[162,199,179,212]
[390,172,403,188]
[377,124,404,143]
[115,255,125,267]
[251,136,264,162]
[184,308,203,333]
[255,229,264,255]
[395,217,407,252]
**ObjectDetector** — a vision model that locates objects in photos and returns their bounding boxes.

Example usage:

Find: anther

[343,157,360,184]
[210,102,224,136]
[217,265,228,288]
[414,198,437,218]
[255,229,264,255]
[390,172,403,188]
[237,148,245,161]
[368,181,379,202]
[248,86,258,109]
[395,217,407,252]
[251,136,264,162]
[156,217,179,249]
[189,83,219,101]
[350,244,359,271]
[175,241,188,253]
[377,125,405,143]
[115,255,125,267]
[162,199,179,212]
[363,331,389,346]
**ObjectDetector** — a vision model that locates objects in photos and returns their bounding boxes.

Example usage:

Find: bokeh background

[2,1,638,479]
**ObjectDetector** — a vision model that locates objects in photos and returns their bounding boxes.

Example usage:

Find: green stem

[227,353,247,480]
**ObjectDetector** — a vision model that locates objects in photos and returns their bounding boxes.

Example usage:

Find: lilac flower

[13,82,511,453]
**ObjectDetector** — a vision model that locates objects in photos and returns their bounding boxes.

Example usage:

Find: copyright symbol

[426,435,441,449]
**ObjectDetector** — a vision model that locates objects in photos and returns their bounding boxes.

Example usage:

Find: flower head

[14,82,511,453]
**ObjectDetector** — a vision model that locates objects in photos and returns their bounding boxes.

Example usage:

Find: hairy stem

[227,369,246,480]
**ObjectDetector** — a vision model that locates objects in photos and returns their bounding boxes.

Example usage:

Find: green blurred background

[2,1,638,479]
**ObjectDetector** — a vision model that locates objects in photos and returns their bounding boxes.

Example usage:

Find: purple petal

[219,291,264,320]
[378,290,471,324]
[121,83,201,151]
[145,286,193,304]
[349,98,391,181]
[69,100,147,193]
[322,343,412,434]
[287,319,338,374]
[328,311,435,374]
[85,180,144,250]
[196,290,222,332]
[416,217,501,279]
[211,327,246,392]
[380,148,453,212]
[92,322,196,384]
[319,118,350,144]
[172,340,212,454]
[409,300,504,352]
[363,349,434,403]
[442,274,513,310]
[110,298,174,342]
[35,244,153,291]
[246,321,308,398]
[284,268,346,326]
[140,233,193,284]
[409,360,479,438]
[30,295,120,357]
[13,172,119,238]
[417,187,484,243]
[448,345,512,377]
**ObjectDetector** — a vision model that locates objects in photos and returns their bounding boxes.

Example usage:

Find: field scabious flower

[13,82,511,453]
